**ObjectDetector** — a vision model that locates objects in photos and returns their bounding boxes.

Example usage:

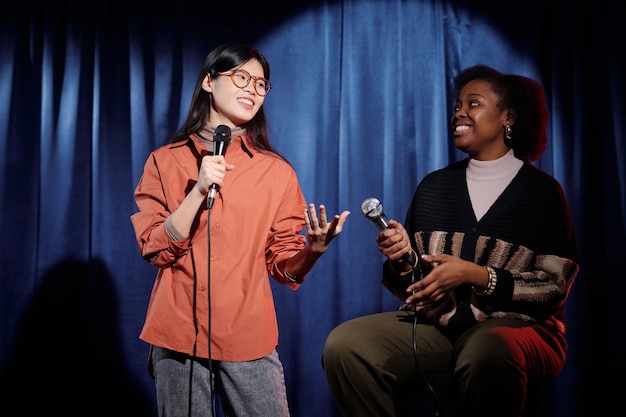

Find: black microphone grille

[361,197,383,219]
[214,125,231,141]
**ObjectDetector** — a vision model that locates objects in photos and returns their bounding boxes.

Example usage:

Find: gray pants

[151,346,290,417]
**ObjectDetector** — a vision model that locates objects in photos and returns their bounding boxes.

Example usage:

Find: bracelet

[388,249,419,276]
[474,266,497,296]
[283,268,302,283]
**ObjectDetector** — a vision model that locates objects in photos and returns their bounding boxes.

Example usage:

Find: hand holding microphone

[207,125,231,209]
[361,197,416,266]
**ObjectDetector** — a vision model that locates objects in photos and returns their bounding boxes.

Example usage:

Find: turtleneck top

[196,122,246,150]
[466,149,523,221]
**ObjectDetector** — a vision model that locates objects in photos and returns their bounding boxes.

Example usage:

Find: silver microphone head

[361,197,383,220]
[361,197,418,271]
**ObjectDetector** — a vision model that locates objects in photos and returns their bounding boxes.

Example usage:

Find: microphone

[361,197,415,266]
[207,125,231,209]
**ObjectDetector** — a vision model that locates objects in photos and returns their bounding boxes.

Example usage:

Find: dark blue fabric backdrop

[1,0,624,416]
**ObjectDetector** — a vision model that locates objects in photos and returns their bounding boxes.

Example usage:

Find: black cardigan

[382,159,579,341]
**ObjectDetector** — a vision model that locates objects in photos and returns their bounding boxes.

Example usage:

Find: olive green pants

[321,311,566,417]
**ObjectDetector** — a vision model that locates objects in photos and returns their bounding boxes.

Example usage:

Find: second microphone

[361,197,416,266]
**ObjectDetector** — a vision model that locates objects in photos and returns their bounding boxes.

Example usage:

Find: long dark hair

[170,43,280,155]
[452,64,549,161]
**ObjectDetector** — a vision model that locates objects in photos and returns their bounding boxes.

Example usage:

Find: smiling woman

[130,42,349,417]
[322,64,579,417]
[0,1,623,417]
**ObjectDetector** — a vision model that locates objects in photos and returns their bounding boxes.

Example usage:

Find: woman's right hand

[376,220,413,268]
[197,155,234,194]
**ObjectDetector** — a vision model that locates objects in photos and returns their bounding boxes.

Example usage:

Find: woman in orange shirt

[131,43,350,417]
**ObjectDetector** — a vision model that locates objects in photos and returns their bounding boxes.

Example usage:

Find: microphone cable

[207,205,217,417]
[411,314,441,416]
[408,261,442,417]
[205,125,229,417]
[185,202,218,417]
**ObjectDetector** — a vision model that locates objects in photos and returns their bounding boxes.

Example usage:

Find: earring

[504,124,513,146]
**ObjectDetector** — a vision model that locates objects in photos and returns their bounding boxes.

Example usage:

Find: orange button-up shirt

[131,134,307,361]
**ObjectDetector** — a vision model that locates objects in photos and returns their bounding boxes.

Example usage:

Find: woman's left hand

[405,254,483,305]
[305,203,350,253]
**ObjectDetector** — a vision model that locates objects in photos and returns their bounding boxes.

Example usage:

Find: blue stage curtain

[1,1,623,416]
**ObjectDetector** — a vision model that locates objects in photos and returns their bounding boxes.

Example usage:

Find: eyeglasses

[218,69,272,96]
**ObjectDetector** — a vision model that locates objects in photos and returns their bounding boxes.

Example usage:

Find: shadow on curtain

[0,258,153,415]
